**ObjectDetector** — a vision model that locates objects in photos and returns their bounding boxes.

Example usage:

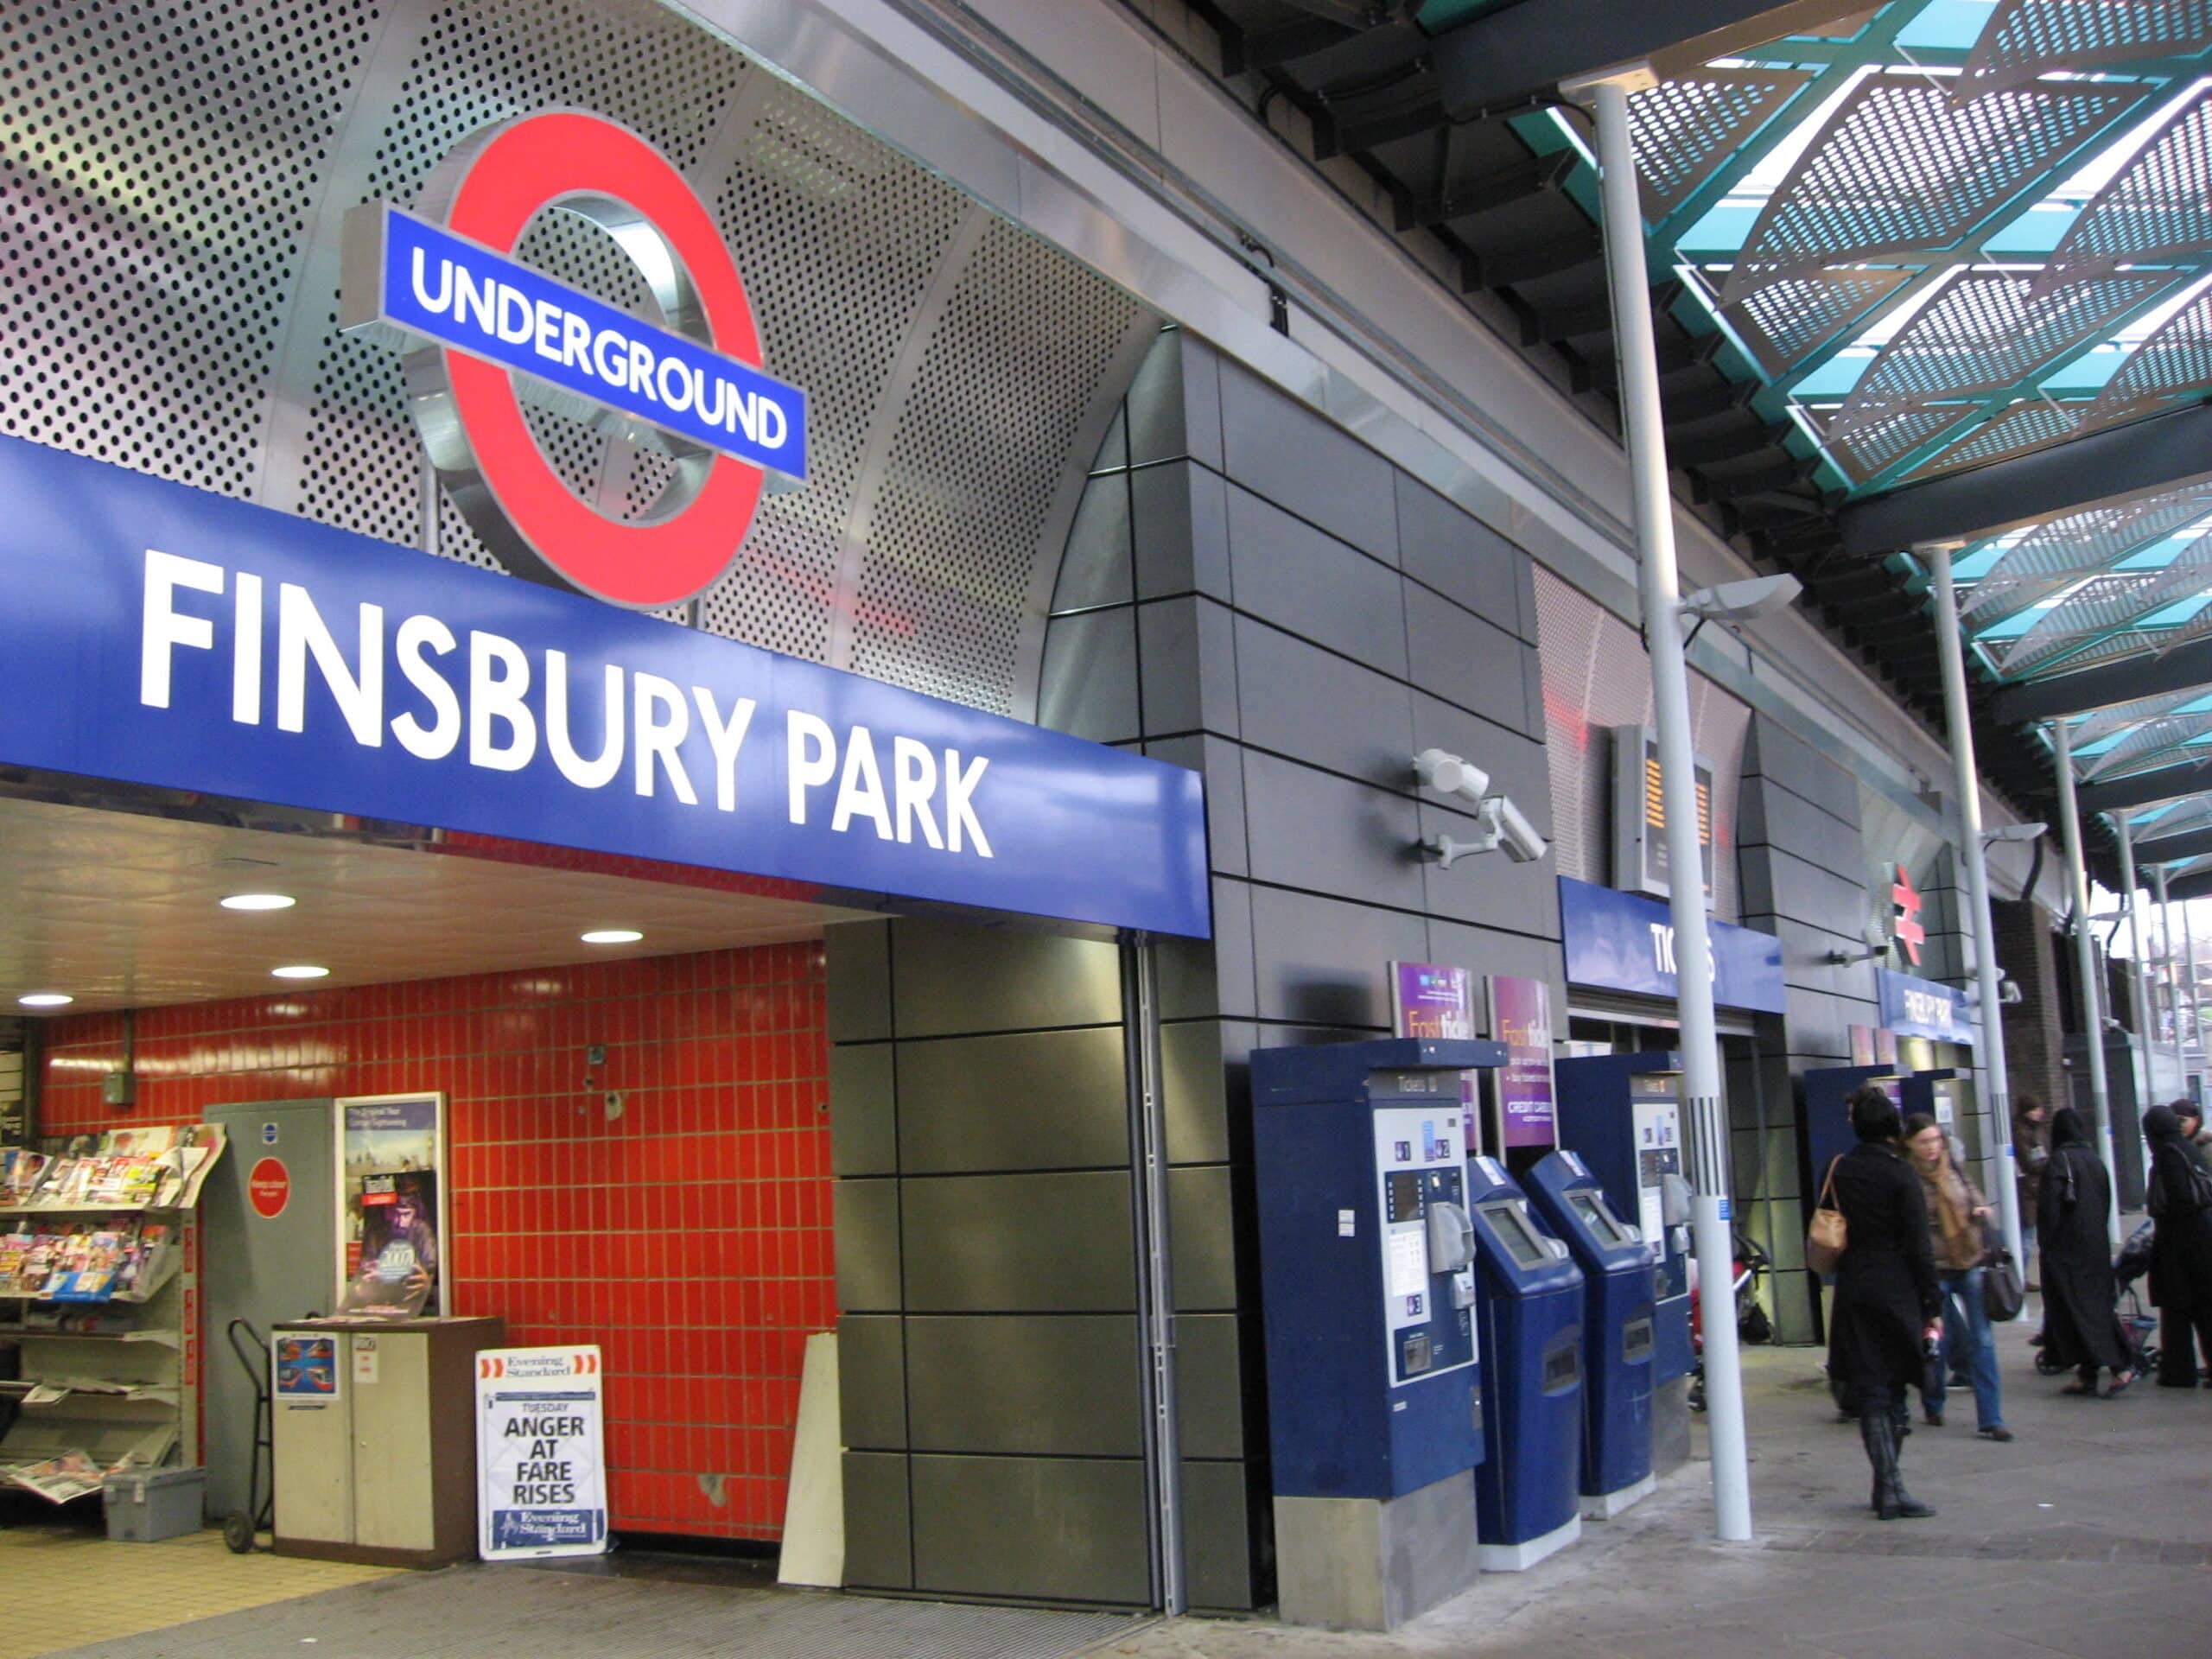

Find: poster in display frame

[334,1092,449,1319]
[1388,960,1482,1151]
[1486,974,1558,1151]
[476,1345,609,1560]
[272,1332,341,1407]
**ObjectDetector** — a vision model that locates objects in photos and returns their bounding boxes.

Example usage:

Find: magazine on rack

[0,1125,226,1211]
[2,1451,107,1503]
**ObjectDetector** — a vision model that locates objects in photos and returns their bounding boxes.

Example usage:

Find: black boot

[1861,1408,1934,1521]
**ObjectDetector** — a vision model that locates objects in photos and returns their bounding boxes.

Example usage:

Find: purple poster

[1389,962,1476,1040]
[1488,975,1557,1150]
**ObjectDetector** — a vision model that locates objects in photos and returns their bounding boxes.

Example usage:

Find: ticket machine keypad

[1371,1102,1476,1385]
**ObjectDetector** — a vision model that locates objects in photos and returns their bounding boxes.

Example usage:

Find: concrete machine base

[1477,1512,1582,1573]
[1580,1471,1656,1521]
[1651,1375,1692,1475]
[1273,1470,1479,1631]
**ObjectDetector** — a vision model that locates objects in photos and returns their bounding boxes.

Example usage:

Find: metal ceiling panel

[1822,401,1970,481]
[2078,712,2212,779]
[1960,0,2212,102]
[2037,89,2212,291]
[1900,397,2088,480]
[1996,529,2212,671]
[1629,67,1813,219]
[1964,480,2212,619]
[1719,73,2146,306]
[2091,281,2212,416]
[1723,265,1917,378]
[2070,687,2212,747]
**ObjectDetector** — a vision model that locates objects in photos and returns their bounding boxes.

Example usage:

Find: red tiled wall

[37,942,832,1541]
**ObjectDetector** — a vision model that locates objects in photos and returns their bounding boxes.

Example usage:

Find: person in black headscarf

[2037,1106,2134,1396]
[2145,1103,2212,1388]
[1827,1084,1942,1519]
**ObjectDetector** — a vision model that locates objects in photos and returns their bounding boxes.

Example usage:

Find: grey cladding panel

[1784,986,1872,1062]
[837,1314,907,1449]
[834,1179,902,1312]
[1180,1458,1257,1611]
[841,1452,912,1590]
[896,1027,1129,1173]
[830,1044,896,1177]
[1416,798,1561,938]
[1233,617,1414,785]
[1404,586,1534,736]
[1144,733,1247,879]
[901,1171,1135,1312]
[1409,693,1552,836]
[1160,1019,1231,1166]
[910,1455,1151,1605]
[1173,1312,1246,1459]
[1241,753,1427,912]
[1249,884,1427,1028]
[1139,595,1240,738]
[1747,717,1860,826]
[827,921,892,1043]
[906,1315,1141,1455]
[1127,327,1224,472]
[1218,360,1396,562]
[1039,607,1141,744]
[1133,460,1232,602]
[1395,472,1525,639]
[1226,486,1408,677]
[1740,777,1866,879]
[1159,874,1256,1021]
[1170,1164,1239,1311]
[1052,472,1134,613]
[1742,846,1872,938]
[891,918,1122,1037]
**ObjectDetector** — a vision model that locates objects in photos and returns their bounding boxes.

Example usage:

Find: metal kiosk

[1252,1036,1505,1630]
[1526,1150,1656,1517]
[1555,1051,1694,1471]
[1465,1155,1585,1571]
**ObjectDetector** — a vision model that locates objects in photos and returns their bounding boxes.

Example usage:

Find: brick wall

[35,942,830,1541]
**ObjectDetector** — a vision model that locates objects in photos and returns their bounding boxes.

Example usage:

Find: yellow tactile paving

[0,1522,400,1659]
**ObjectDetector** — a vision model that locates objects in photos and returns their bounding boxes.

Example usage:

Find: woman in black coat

[2145,1103,2212,1387]
[1826,1085,1942,1520]
[2037,1106,2134,1395]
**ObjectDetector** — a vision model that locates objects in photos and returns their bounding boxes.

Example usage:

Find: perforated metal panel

[1821,402,1966,483]
[2093,282,2212,416]
[1722,267,1916,379]
[2040,90,2212,291]
[0,0,1154,720]
[2072,688,2212,748]
[2079,711,2212,779]
[1628,68,1811,219]
[1965,482,2212,621]
[1999,531,2212,671]
[1961,0,2212,102]
[1719,74,2146,306]
[1530,567,1748,925]
[1902,398,2086,480]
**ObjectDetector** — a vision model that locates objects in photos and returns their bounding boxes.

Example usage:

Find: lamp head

[1679,575,1803,626]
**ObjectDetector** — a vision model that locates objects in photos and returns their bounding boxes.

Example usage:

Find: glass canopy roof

[1553,0,2212,859]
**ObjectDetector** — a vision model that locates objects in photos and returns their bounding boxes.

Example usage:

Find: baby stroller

[2034,1218,2159,1376]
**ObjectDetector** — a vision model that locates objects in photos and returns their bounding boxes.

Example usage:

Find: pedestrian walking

[2037,1106,2135,1397]
[2145,1102,2212,1389]
[1903,1113,2010,1440]
[2012,1094,2050,1283]
[1826,1085,1942,1519]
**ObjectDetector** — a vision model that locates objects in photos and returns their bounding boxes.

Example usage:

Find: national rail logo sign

[341,111,807,610]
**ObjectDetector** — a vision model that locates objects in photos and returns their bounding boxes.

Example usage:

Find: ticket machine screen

[1480,1200,1550,1268]
[1568,1191,1629,1248]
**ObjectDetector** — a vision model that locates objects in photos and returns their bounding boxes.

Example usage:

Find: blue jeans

[1929,1267,2004,1429]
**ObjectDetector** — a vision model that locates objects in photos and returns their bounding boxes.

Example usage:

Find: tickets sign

[476,1345,608,1560]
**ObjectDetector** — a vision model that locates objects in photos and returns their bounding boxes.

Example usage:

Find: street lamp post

[1924,545,2025,1264]
[2157,865,2183,1103]
[2049,720,2124,1244]
[1578,65,1752,1544]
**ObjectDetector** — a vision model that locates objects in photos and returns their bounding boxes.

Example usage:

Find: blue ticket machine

[1526,1150,1656,1518]
[1555,1053,1693,1398]
[1252,1037,1507,1630]
[1465,1155,1585,1571]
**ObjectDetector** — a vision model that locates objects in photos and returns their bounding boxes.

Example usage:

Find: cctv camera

[1999,976,2024,1006]
[1485,794,1550,864]
[1413,747,1489,804]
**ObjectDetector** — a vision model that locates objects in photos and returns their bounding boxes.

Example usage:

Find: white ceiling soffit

[0,797,864,1016]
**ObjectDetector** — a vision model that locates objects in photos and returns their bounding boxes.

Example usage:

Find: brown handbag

[1806,1156,1847,1274]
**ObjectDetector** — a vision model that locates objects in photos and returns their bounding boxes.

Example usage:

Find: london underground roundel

[340,111,808,609]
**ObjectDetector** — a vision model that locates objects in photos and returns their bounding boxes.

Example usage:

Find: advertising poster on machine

[1486,975,1557,1150]
[476,1346,608,1560]
[1389,961,1479,1147]
[335,1093,448,1319]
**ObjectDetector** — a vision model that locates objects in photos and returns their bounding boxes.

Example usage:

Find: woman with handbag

[1822,1085,1943,1519]
[2037,1106,2135,1396]
[2145,1103,2212,1388]
[1902,1114,2011,1440]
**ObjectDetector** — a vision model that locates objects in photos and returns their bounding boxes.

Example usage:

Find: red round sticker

[429,111,768,607]
[248,1157,291,1219]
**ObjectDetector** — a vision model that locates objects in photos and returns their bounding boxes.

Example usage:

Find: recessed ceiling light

[18,992,73,1008]
[270,964,330,980]
[220,893,296,912]
[580,929,644,945]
